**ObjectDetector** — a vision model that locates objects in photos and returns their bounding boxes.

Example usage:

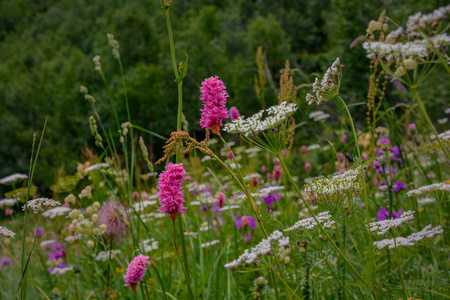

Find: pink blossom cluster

[200,76,229,134]
[124,254,150,291]
[157,163,187,221]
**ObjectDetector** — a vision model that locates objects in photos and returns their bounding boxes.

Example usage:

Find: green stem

[172,220,195,300]
[411,88,450,160]
[394,239,408,299]
[161,1,193,293]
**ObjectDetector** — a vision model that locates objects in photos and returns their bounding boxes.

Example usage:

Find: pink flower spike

[157,163,187,222]
[200,76,229,134]
[124,254,150,291]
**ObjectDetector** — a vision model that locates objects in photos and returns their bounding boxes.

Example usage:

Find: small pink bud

[340,134,348,144]
[301,145,308,153]
[261,165,267,173]
[305,162,311,171]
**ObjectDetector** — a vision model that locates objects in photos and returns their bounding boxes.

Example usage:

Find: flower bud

[394,66,406,77]
[86,206,94,215]
[69,209,80,219]
[403,58,415,70]
[78,214,85,222]
[93,202,100,210]
[92,213,99,222]
[87,240,95,248]
[100,224,107,231]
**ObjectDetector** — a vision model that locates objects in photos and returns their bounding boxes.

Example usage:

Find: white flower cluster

[430,129,450,141]
[224,102,298,136]
[42,206,72,219]
[50,265,73,275]
[65,234,82,243]
[368,211,415,235]
[406,5,450,34]
[85,163,109,173]
[0,225,15,239]
[407,182,450,197]
[219,205,241,211]
[131,199,158,212]
[385,27,403,43]
[306,58,341,105]
[305,167,363,198]
[374,225,443,249]
[0,173,28,184]
[141,238,159,252]
[0,198,20,208]
[260,186,285,198]
[23,198,61,213]
[362,33,450,59]
[95,250,121,262]
[224,230,289,269]
[309,110,330,121]
[201,240,220,248]
[243,173,262,181]
[284,211,335,232]
[417,197,435,205]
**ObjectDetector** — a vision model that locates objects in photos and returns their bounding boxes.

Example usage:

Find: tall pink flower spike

[200,76,229,135]
[157,162,187,222]
[124,254,150,291]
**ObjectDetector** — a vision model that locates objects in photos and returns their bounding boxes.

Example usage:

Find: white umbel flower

[0,198,20,208]
[201,240,220,248]
[23,198,61,213]
[374,225,443,249]
[306,58,341,105]
[0,226,15,239]
[285,211,335,232]
[224,230,290,269]
[95,250,121,262]
[0,173,28,184]
[85,163,109,173]
[407,182,450,197]
[224,102,297,136]
[42,206,72,219]
[367,210,415,235]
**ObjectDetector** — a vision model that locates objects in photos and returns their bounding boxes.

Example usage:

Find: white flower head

[23,198,61,213]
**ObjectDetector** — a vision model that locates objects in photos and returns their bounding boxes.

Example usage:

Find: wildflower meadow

[1,1,450,299]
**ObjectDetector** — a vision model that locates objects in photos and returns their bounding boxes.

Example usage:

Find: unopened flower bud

[78,214,85,222]
[403,58,415,70]
[394,66,406,77]
[87,240,94,248]
[100,224,107,231]
[382,23,388,31]
[92,213,99,222]
[86,206,94,215]
[69,209,80,219]
[93,202,100,210]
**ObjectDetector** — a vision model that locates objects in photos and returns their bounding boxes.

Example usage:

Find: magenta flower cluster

[157,163,187,221]
[124,254,150,291]
[200,76,229,134]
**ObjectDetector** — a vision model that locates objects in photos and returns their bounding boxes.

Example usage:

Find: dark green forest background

[0,0,448,190]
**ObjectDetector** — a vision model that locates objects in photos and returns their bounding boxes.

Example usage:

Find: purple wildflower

[0,257,12,270]
[377,206,403,221]
[157,163,187,222]
[124,254,150,291]
[33,227,44,238]
[200,76,229,135]
[263,193,281,211]
[235,216,257,231]
[393,181,408,192]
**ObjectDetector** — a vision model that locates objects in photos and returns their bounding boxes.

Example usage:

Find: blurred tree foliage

[0,0,448,189]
